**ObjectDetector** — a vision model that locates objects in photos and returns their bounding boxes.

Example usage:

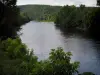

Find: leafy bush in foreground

[0,38,95,75]
[0,38,37,75]
[33,47,80,75]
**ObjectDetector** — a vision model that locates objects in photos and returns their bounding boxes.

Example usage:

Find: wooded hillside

[19,5,62,21]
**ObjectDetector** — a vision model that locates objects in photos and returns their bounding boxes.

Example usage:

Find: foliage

[0,38,37,75]
[0,0,30,40]
[0,38,95,75]
[19,5,61,21]
[54,5,100,39]
[88,7,100,39]
[32,47,80,75]
[19,12,31,25]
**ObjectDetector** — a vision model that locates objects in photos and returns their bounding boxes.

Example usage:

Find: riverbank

[54,5,100,41]
[38,20,54,22]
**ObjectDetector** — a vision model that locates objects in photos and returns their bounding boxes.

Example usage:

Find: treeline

[19,12,31,25]
[55,5,100,39]
[19,5,61,21]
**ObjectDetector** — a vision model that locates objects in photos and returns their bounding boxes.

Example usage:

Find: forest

[0,0,100,75]
[54,5,100,39]
[19,5,61,21]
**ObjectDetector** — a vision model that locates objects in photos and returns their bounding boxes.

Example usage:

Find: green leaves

[55,5,100,38]
[33,47,80,75]
[19,5,61,21]
[0,38,95,75]
[49,47,79,75]
[0,38,37,75]
[49,47,72,62]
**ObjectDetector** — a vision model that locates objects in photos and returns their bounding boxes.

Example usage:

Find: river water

[20,21,100,74]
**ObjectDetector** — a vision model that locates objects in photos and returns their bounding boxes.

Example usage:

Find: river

[20,21,100,74]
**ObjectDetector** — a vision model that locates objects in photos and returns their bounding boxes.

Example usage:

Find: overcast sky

[17,0,97,6]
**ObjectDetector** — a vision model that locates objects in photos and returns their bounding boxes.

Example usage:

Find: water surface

[20,21,100,74]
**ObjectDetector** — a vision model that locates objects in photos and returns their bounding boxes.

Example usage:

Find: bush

[0,38,37,75]
[0,38,95,75]
[32,47,80,75]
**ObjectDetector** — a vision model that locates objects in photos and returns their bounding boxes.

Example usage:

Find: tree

[0,0,17,6]
[97,0,100,6]
[0,0,18,40]
[0,38,38,75]
[80,4,85,9]
[33,47,80,75]
[0,0,29,40]
[0,39,95,75]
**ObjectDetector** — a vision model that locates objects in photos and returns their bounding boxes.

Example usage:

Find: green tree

[19,5,61,21]
[0,0,30,40]
[0,38,37,75]
[33,47,80,75]
[55,5,100,39]
[0,38,95,75]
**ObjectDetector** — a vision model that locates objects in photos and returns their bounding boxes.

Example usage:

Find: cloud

[17,0,96,6]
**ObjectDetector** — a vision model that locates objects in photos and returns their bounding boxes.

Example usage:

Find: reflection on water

[20,21,100,75]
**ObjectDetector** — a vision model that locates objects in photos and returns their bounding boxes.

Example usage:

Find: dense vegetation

[0,0,30,40]
[0,38,95,75]
[19,5,61,21]
[55,5,100,39]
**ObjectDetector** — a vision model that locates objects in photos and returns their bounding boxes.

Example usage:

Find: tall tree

[0,0,23,40]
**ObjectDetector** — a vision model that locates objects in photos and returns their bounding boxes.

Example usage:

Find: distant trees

[55,5,86,31]
[55,5,100,39]
[19,5,61,21]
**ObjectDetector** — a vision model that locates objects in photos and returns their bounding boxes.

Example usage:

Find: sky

[17,0,97,6]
